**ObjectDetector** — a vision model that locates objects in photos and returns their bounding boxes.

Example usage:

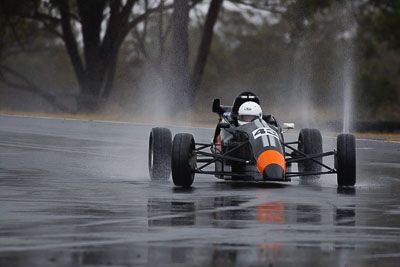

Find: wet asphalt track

[0,115,400,267]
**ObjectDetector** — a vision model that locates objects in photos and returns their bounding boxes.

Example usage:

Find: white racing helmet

[238,101,262,126]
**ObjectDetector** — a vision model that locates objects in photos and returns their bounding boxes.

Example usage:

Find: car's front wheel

[298,128,323,176]
[171,133,196,187]
[148,127,172,180]
[336,133,356,187]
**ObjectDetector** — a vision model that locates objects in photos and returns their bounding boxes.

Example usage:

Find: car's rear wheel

[298,128,323,176]
[148,127,172,180]
[336,133,356,187]
[171,133,196,187]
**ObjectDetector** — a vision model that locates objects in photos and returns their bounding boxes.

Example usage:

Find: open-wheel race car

[148,92,356,188]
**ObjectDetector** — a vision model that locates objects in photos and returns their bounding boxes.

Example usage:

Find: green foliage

[0,0,41,17]
[358,74,397,108]
[359,0,400,52]
[283,0,337,30]
[356,73,399,120]
[196,1,400,121]
[353,0,400,119]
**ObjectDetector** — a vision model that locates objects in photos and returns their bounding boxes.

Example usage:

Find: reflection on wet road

[0,115,400,266]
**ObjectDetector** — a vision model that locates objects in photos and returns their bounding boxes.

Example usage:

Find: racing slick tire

[336,133,356,187]
[148,127,172,180]
[171,133,196,187]
[298,128,323,176]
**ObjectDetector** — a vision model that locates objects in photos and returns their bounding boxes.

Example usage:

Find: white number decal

[252,127,279,140]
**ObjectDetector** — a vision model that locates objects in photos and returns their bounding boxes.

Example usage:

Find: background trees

[0,0,399,122]
[0,0,179,112]
[355,0,400,119]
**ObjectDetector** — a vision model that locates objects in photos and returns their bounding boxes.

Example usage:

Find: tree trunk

[59,0,128,113]
[190,0,223,99]
[77,0,106,97]
[171,0,190,111]
[58,0,85,88]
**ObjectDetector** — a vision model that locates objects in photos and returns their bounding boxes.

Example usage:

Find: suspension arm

[195,140,250,171]
[285,170,336,178]
[283,142,335,171]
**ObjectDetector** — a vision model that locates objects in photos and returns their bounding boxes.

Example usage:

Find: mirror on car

[212,99,220,113]
[219,122,230,128]
[283,123,295,129]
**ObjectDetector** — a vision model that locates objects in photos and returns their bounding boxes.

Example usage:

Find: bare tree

[0,0,173,112]
[171,0,190,108]
[190,0,223,98]
[168,0,223,108]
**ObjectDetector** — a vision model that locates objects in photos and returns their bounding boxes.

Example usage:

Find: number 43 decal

[252,127,279,140]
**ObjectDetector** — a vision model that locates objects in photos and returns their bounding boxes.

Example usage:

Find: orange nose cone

[256,150,286,174]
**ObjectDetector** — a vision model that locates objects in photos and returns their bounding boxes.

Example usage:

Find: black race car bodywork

[206,113,287,182]
[148,95,356,188]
